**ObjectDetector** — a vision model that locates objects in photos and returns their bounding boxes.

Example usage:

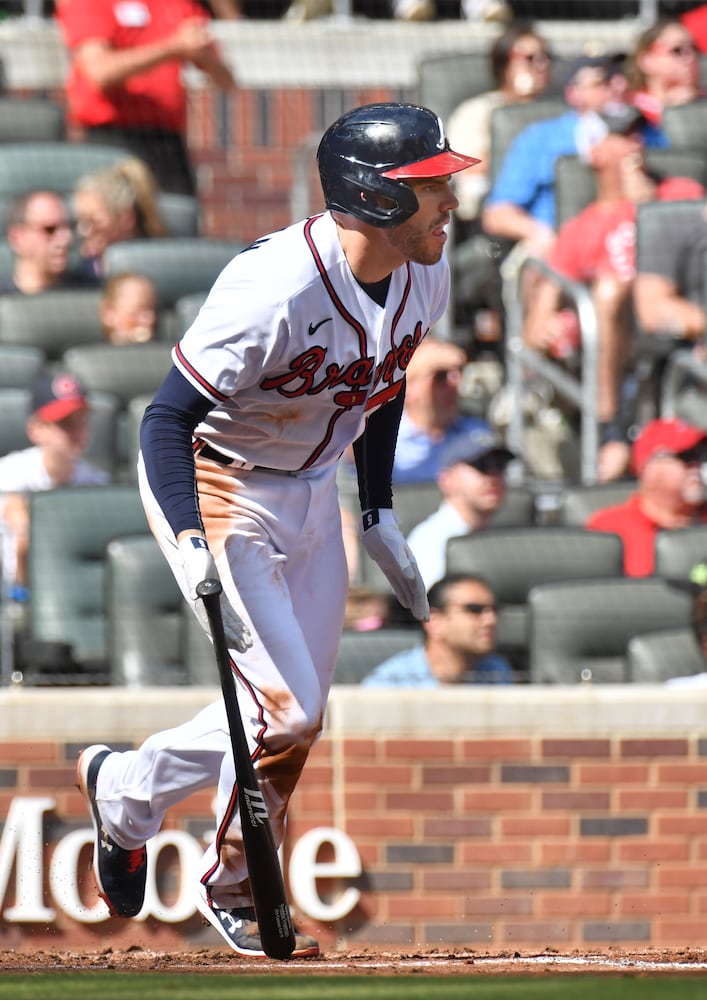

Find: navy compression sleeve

[140,366,215,537]
[352,380,405,512]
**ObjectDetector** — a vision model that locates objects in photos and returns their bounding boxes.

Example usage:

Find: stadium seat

[105,534,185,686]
[26,484,149,676]
[416,50,493,123]
[102,238,245,312]
[0,97,65,143]
[0,386,30,457]
[0,344,45,388]
[334,627,422,684]
[445,527,624,669]
[529,577,694,684]
[61,342,173,408]
[0,141,132,202]
[627,627,705,684]
[0,289,104,360]
[556,481,636,527]
[156,192,201,238]
[654,527,707,582]
[489,99,567,184]
[662,101,707,155]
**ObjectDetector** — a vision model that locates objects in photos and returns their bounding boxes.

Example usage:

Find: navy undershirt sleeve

[352,380,405,512]
[140,365,216,537]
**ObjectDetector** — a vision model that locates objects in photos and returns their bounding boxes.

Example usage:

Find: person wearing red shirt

[586,419,707,577]
[55,0,237,195]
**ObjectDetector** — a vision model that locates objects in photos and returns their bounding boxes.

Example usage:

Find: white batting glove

[360,509,430,622]
[178,535,253,654]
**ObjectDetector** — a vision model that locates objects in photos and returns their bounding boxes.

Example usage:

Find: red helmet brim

[381,149,481,179]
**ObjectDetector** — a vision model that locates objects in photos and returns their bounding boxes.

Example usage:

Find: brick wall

[2,687,707,952]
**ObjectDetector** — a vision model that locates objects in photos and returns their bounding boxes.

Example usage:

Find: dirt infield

[2,946,707,977]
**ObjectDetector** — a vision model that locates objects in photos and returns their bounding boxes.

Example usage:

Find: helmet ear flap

[350,169,419,227]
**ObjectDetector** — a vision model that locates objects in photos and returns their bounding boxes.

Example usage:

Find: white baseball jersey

[174,212,450,470]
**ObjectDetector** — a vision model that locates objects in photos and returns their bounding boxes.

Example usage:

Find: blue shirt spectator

[362,572,513,687]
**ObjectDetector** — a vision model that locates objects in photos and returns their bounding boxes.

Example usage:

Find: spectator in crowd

[99,271,158,345]
[0,372,109,598]
[481,54,667,262]
[407,423,513,589]
[55,0,237,195]
[633,199,707,345]
[393,335,489,484]
[522,108,704,483]
[0,190,97,295]
[362,572,512,686]
[448,21,552,232]
[73,157,168,279]
[626,17,702,128]
[586,418,707,577]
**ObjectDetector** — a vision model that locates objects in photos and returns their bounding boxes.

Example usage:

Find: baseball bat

[196,579,296,960]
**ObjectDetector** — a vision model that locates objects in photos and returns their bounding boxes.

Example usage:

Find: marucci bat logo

[243,786,269,827]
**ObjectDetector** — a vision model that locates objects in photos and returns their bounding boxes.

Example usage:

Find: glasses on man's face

[468,453,509,476]
[447,602,497,615]
[511,50,550,68]
[676,446,707,465]
[431,367,462,386]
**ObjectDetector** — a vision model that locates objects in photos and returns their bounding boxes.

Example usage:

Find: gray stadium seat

[0,344,45,388]
[0,289,104,360]
[26,484,149,675]
[416,50,493,124]
[334,627,422,684]
[556,481,636,527]
[102,238,246,312]
[156,192,201,238]
[489,99,567,183]
[105,534,185,687]
[0,97,65,143]
[654,527,707,582]
[529,577,695,684]
[662,101,707,155]
[61,342,173,408]
[0,386,30,456]
[0,141,132,201]
[627,628,705,684]
[445,527,624,668]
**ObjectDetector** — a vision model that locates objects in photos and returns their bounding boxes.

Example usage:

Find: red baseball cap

[631,418,707,475]
[31,372,88,423]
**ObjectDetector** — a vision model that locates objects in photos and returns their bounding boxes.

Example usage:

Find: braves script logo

[243,787,269,827]
[260,322,425,408]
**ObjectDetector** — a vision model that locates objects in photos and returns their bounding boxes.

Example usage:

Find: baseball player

[76,103,480,957]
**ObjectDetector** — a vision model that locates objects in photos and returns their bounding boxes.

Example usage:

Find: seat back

[654,526,707,581]
[416,50,493,122]
[27,485,148,668]
[627,627,706,684]
[0,386,31,456]
[0,343,45,388]
[557,481,636,527]
[529,577,694,684]
[445,527,624,658]
[489,99,567,183]
[105,534,185,686]
[662,101,707,153]
[156,192,201,237]
[102,238,246,312]
[0,97,66,143]
[61,342,173,408]
[334,627,422,684]
[0,290,104,359]
[0,142,132,202]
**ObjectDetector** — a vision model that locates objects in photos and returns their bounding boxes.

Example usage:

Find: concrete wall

[2,684,707,952]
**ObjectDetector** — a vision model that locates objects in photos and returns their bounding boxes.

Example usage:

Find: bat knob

[196,578,223,599]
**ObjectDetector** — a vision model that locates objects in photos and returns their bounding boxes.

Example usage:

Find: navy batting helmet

[316,103,480,228]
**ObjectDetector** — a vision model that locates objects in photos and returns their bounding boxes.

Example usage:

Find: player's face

[384,176,458,266]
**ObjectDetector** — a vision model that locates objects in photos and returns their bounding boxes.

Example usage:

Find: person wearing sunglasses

[625,17,702,127]
[362,571,512,687]
[407,423,514,589]
[587,418,707,577]
[0,190,98,296]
